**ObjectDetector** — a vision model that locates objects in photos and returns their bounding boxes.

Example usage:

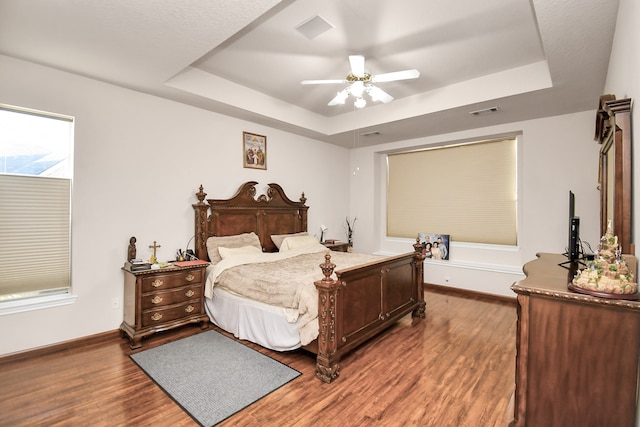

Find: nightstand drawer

[140,269,203,292]
[142,301,203,327]
[141,285,202,310]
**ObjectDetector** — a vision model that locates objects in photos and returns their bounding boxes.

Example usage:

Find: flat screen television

[567,191,581,262]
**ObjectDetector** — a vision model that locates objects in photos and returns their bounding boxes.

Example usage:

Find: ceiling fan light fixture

[302,55,419,109]
[350,81,365,98]
[366,85,393,103]
[335,90,348,104]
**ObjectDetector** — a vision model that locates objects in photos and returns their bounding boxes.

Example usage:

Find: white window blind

[387,137,517,246]
[0,175,71,298]
[0,105,73,301]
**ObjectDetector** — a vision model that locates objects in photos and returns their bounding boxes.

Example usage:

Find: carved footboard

[312,239,426,383]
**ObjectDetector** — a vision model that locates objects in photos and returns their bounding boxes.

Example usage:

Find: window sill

[0,293,78,316]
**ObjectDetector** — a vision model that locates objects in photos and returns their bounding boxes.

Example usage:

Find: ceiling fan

[301,55,420,108]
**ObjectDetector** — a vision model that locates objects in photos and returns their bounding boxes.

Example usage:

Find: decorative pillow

[218,245,263,260]
[206,232,262,264]
[280,235,322,252]
[271,232,308,249]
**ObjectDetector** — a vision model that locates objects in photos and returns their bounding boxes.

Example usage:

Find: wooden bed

[193,181,426,383]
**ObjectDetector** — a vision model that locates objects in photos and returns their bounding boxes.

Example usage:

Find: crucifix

[149,240,161,264]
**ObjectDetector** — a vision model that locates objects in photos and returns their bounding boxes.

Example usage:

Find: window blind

[387,138,517,245]
[0,174,71,298]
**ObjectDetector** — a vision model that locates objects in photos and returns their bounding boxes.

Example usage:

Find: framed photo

[243,131,267,170]
[418,232,450,260]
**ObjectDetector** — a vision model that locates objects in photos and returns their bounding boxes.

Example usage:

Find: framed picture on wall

[243,131,267,170]
[418,232,450,260]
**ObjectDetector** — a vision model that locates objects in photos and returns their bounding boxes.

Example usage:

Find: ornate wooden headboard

[192,181,308,261]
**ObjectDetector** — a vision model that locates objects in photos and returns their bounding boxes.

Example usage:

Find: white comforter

[205,243,382,345]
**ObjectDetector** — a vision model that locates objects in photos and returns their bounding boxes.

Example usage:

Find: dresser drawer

[141,284,202,310]
[141,301,203,327]
[140,269,203,293]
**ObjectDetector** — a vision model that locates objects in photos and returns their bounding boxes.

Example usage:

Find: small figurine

[127,236,137,261]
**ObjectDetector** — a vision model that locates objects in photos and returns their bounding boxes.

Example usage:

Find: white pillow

[271,232,308,249]
[280,235,322,252]
[206,232,262,264]
[218,245,263,260]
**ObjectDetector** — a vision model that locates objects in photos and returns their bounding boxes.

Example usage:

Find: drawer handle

[185,305,194,313]
[151,312,163,321]
[185,273,195,282]
[151,295,163,304]
[152,279,163,288]
[185,289,195,298]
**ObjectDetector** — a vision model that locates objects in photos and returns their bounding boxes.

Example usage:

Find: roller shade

[387,138,517,245]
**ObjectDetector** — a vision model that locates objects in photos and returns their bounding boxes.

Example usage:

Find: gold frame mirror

[595,95,633,254]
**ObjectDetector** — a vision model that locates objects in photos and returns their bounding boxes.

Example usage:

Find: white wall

[0,54,350,356]
[602,1,640,424]
[350,111,601,297]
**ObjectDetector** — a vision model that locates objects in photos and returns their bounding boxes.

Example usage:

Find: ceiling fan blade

[371,69,420,83]
[328,88,350,106]
[301,79,346,85]
[367,85,394,103]
[349,55,365,77]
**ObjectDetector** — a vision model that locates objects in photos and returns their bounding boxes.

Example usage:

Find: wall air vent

[469,106,499,116]
[360,131,381,137]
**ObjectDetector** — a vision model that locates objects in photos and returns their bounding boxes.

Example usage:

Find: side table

[120,262,209,349]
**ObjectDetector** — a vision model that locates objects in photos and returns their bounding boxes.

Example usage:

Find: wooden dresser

[511,253,639,427]
[120,263,210,349]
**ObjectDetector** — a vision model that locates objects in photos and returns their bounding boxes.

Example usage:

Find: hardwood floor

[0,290,516,426]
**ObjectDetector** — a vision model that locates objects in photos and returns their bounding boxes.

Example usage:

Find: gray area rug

[130,330,301,426]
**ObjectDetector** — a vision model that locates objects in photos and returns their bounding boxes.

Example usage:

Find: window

[0,105,73,302]
[387,137,517,246]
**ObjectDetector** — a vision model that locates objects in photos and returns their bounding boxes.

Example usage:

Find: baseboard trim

[0,329,120,365]
[424,282,516,306]
[2,284,514,364]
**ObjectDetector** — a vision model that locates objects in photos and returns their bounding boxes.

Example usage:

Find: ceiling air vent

[295,15,334,40]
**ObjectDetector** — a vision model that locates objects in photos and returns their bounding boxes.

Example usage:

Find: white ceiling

[0,0,619,148]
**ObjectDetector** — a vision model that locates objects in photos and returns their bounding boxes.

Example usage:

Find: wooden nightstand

[120,262,210,349]
[322,241,349,252]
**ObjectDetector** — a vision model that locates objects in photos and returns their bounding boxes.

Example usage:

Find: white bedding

[205,286,302,351]
[204,241,382,346]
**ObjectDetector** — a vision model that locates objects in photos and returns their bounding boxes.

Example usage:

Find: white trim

[0,293,78,316]
[383,236,520,252]
[373,250,523,275]
[422,258,523,275]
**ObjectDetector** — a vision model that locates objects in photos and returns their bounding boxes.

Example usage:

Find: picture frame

[243,131,267,170]
[418,232,450,260]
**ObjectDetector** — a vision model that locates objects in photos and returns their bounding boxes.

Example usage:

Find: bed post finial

[195,185,207,205]
[319,251,336,282]
[192,186,209,261]
[315,250,341,383]
[412,235,426,319]
[413,236,422,254]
